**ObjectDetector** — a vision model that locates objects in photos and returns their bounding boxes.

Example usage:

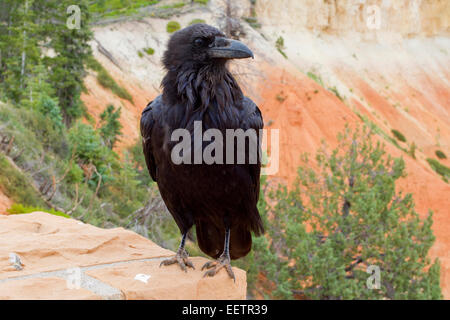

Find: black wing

[140,96,162,182]
[197,98,265,259]
[241,97,264,211]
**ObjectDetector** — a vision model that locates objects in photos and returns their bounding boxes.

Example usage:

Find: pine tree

[244,126,442,300]
[0,0,92,121]
[40,0,93,125]
[0,0,41,103]
[99,104,123,149]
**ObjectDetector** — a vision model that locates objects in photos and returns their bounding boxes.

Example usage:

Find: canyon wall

[255,0,449,37]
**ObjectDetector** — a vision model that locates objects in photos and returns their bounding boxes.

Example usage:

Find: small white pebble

[9,253,23,270]
[134,274,151,284]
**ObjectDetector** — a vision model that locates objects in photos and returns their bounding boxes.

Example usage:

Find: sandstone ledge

[0,212,246,300]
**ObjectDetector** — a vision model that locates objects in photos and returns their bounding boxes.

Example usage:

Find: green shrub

[355,111,408,154]
[328,86,344,101]
[238,126,442,299]
[0,101,67,157]
[68,121,119,190]
[25,107,68,156]
[96,69,133,102]
[275,92,287,103]
[170,2,185,8]
[66,163,84,184]
[408,142,417,159]
[160,2,185,9]
[427,158,450,182]
[0,154,46,208]
[189,19,206,25]
[89,0,159,20]
[193,0,208,4]
[243,17,261,29]
[128,141,152,185]
[87,57,133,102]
[68,122,116,186]
[391,129,406,143]
[0,102,62,162]
[307,72,324,87]
[106,160,147,218]
[138,50,144,58]
[68,122,104,165]
[99,105,123,149]
[144,47,155,55]
[85,56,103,72]
[36,95,63,130]
[435,150,447,159]
[7,203,71,218]
[276,36,284,48]
[275,36,287,59]
[166,21,181,33]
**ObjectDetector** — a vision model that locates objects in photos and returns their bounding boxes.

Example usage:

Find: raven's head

[162,23,254,71]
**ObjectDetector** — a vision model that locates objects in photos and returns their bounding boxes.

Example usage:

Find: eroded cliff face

[80,0,450,298]
[255,0,449,37]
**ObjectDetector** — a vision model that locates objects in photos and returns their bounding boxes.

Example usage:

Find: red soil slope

[254,62,450,298]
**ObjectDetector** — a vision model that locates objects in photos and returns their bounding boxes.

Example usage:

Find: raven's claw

[202,254,235,282]
[160,248,195,272]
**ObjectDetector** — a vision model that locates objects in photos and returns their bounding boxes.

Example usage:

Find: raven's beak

[208,37,254,59]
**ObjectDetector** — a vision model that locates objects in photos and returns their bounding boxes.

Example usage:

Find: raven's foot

[201,255,235,282]
[159,248,195,272]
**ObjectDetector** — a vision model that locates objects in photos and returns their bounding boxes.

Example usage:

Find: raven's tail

[196,221,252,260]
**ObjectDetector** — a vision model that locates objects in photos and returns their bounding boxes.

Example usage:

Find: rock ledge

[0,212,246,300]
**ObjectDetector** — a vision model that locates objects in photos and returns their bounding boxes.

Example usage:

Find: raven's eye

[194,38,206,47]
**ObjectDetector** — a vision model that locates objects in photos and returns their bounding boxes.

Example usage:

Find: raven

[140,24,264,280]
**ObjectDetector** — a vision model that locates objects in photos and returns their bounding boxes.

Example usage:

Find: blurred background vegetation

[0,0,180,249]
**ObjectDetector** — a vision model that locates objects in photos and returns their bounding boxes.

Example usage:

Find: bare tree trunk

[20,0,29,89]
[47,149,76,201]
[5,136,14,155]
[225,0,232,37]
[87,165,102,213]
[67,183,84,216]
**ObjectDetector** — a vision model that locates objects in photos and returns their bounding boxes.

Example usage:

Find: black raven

[140,24,264,280]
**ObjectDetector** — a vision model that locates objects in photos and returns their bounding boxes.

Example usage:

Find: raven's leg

[201,228,235,281]
[160,232,195,272]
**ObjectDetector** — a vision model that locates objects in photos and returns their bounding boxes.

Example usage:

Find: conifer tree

[0,0,40,102]
[242,126,442,300]
[99,104,123,149]
[41,0,93,124]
